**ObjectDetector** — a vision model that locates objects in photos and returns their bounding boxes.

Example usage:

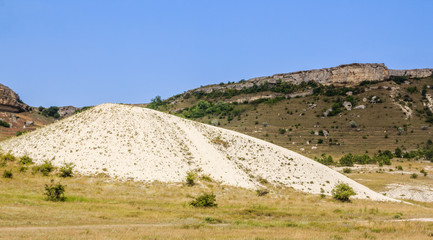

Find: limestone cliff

[187,63,432,94]
[0,84,30,112]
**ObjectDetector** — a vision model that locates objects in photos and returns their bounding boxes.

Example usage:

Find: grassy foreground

[1,161,433,240]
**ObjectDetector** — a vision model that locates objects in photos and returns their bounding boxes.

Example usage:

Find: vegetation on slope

[148,75,433,160]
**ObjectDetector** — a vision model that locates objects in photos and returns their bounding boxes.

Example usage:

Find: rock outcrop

[58,106,80,118]
[389,68,433,79]
[0,84,30,112]
[186,63,433,95]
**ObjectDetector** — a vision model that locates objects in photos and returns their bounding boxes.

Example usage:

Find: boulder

[343,101,352,111]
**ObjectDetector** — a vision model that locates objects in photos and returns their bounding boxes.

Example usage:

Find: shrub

[397,165,403,171]
[2,169,12,178]
[349,121,357,128]
[200,175,213,182]
[332,183,356,202]
[41,106,60,118]
[374,155,391,166]
[204,217,222,224]
[35,160,54,176]
[278,128,286,134]
[410,173,418,179]
[19,156,33,165]
[186,171,196,186]
[256,189,269,196]
[1,152,16,162]
[394,148,402,158]
[343,168,351,174]
[15,131,27,136]
[0,120,10,128]
[339,154,354,167]
[420,169,428,177]
[190,193,217,208]
[44,179,66,202]
[59,163,74,178]
[315,154,334,166]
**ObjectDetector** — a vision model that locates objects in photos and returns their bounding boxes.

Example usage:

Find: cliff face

[389,69,433,79]
[0,84,30,112]
[188,63,433,94]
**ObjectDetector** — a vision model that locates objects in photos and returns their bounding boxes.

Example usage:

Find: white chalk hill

[1,103,394,201]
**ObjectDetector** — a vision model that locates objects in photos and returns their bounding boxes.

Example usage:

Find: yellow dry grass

[1,160,433,239]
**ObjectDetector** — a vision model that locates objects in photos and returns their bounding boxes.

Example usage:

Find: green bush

[15,131,27,136]
[186,171,196,186]
[204,217,222,224]
[1,152,16,162]
[0,120,10,128]
[339,154,354,167]
[19,156,33,165]
[190,193,217,208]
[40,106,60,118]
[410,173,418,179]
[278,128,286,134]
[343,168,351,174]
[59,163,74,178]
[315,154,334,166]
[34,160,54,176]
[2,169,13,178]
[44,179,66,202]
[394,148,402,158]
[332,183,356,202]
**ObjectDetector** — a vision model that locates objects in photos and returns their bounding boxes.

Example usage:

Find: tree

[332,183,356,202]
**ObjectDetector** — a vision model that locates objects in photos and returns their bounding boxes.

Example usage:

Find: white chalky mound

[1,103,396,201]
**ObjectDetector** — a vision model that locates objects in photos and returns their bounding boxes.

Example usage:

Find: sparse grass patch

[256,189,269,196]
[200,174,213,182]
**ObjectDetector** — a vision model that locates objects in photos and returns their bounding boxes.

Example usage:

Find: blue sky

[0,0,432,107]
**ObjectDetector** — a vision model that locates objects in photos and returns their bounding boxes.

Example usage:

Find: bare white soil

[381,184,433,202]
[0,103,396,201]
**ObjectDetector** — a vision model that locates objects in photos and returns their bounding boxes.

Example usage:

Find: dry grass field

[1,160,433,239]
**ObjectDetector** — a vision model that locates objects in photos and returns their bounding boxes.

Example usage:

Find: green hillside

[150,76,433,160]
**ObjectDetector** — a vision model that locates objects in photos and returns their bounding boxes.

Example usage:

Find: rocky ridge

[0,84,30,112]
[186,63,433,95]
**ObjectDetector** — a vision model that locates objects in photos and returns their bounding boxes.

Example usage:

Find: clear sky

[1,0,432,107]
